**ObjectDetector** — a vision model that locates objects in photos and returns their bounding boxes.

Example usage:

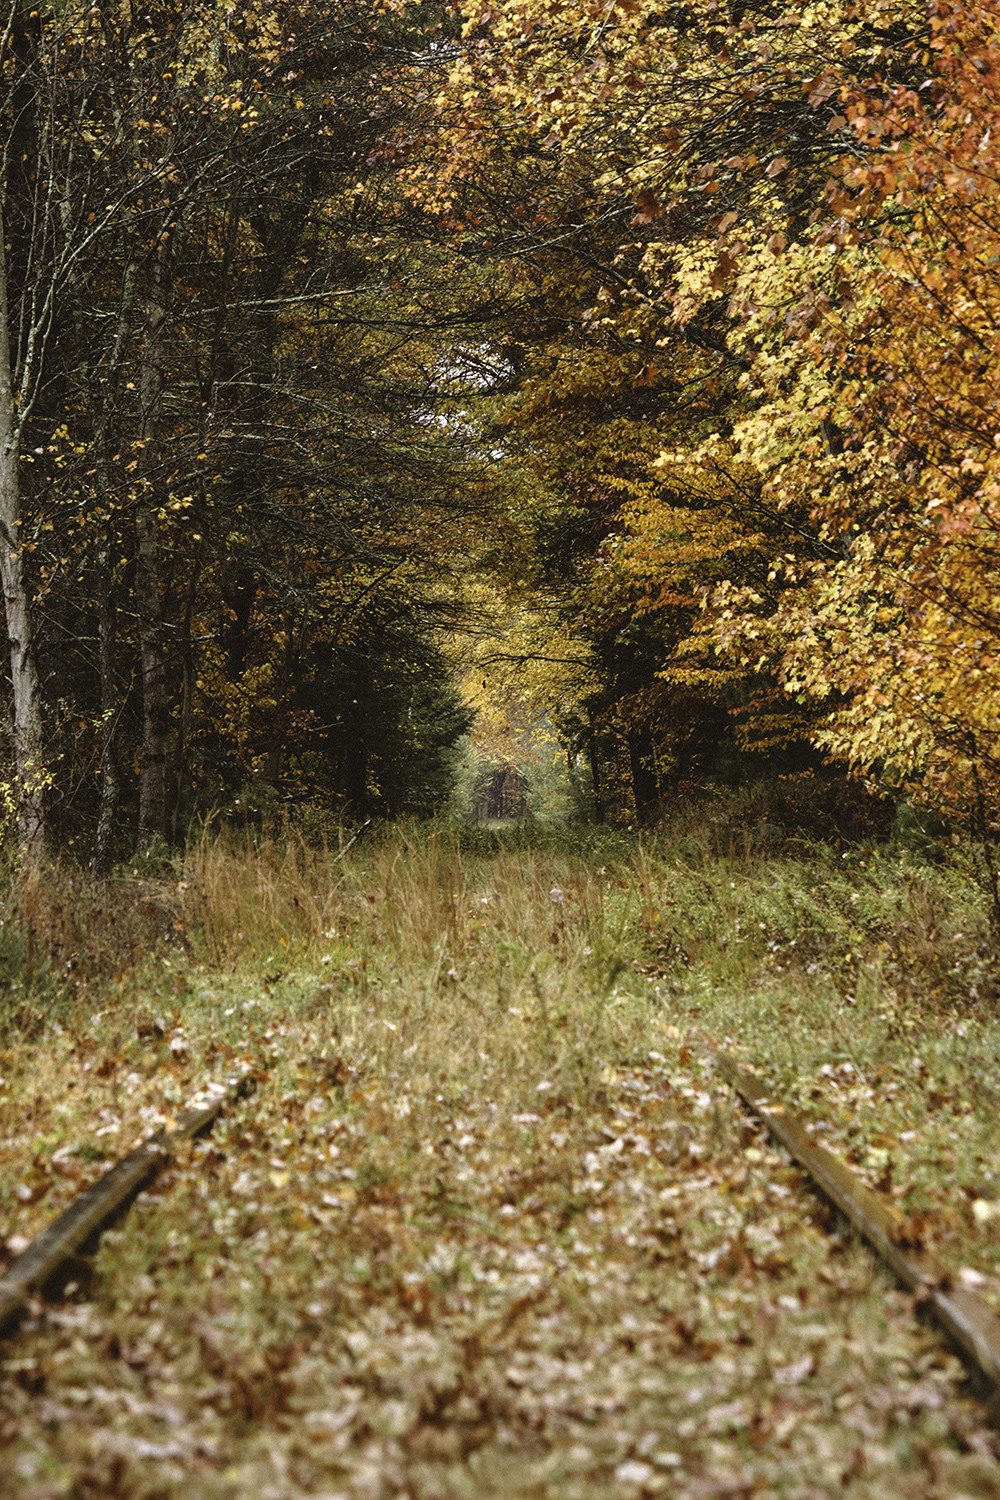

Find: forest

[8,7,1000,1496]
[2,0,999,857]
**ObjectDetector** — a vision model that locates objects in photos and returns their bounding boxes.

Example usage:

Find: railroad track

[715,1051,1000,1393]
[0,1068,253,1336]
[3,1049,1000,1403]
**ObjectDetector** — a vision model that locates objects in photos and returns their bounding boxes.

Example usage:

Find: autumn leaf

[631,187,661,224]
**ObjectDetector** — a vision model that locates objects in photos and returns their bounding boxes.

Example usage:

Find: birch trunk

[0,213,44,857]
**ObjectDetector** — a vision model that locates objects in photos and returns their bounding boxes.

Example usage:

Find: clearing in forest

[2,821,1000,1499]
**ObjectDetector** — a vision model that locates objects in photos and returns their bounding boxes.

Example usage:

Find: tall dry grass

[176,825,636,1120]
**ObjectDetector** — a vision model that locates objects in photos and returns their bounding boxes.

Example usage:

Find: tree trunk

[136,510,168,848]
[136,240,170,850]
[587,723,604,823]
[629,728,660,825]
[0,214,44,858]
[224,569,257,678]
[89,258,136,870]
[92,550,119,871]
[344,669,368,815]
[171,564,199,843]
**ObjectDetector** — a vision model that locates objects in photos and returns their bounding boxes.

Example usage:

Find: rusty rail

[716,1050,1000,1389]
[0,1072,252,1336]
[7,1045,1000,1404]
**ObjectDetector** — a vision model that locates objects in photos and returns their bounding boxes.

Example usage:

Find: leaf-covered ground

[2,825,1000,1498]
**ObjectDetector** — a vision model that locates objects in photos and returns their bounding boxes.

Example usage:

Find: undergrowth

[1,814,1000,1498]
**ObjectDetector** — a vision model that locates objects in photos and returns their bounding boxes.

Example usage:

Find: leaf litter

[1,829,1000,1497]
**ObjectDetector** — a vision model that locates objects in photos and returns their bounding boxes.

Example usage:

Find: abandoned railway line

[3,832,1000,1497]
[3,1035,1000,1496]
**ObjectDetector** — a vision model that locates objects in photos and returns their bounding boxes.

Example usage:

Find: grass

[1,814,1000,1497]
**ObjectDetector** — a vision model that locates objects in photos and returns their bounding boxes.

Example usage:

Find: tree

[416,0,941,819]
[704,0,1000,817]
[2,0,500,856]
[0,202,44,854]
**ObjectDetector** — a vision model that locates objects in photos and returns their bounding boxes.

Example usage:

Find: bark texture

[0,214,44,857]
[136,240,170,850]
